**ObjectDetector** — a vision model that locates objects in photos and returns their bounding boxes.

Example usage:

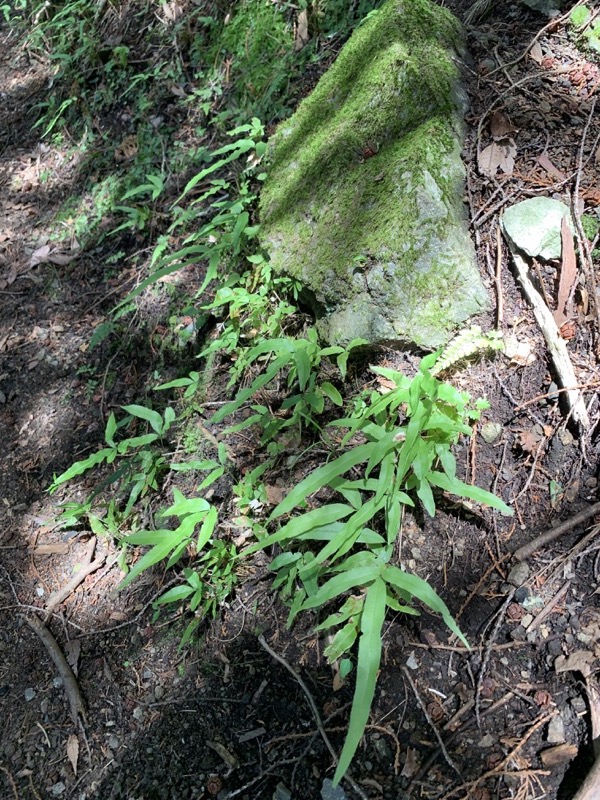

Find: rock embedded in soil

[260,0,488,348]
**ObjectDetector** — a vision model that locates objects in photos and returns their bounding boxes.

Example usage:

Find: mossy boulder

[259,0,488,349]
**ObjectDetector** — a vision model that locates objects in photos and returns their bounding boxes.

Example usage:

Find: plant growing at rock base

[242,351,512,784]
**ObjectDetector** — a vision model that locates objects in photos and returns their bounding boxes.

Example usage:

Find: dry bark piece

[509,249,589,429]
[540,743,578,767]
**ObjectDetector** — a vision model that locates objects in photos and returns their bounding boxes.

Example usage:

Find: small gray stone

[321,779,348,800]
[273,783,292,800]
[24,688,36,702]
[507,562,530,587]
[547,715,566,744]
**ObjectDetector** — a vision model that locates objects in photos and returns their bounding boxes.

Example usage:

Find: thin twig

[44,538,105,617]
[475,587,516,729]
[258,634,369,800]
[0,767,18,800]
[513,502,600,561]
[22,613,87,725]
[401,666,461,778]
[441,711,555,799]
[526,580,570,633]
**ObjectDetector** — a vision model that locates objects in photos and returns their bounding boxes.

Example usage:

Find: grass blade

[333,577,387,785]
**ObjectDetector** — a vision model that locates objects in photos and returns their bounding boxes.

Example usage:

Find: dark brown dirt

[2,3,600,800]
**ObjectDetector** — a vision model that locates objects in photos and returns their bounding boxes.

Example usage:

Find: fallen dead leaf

[65,639,81,676]
[67,734,79,775]
[504,334,535,366]
[401,746,420,778]
[478,138,516,177]
[514,426,544,455]
[161,1,183,23]
[529,40,544,64]
[554,215,577,325]
[265,484,286,505]
[294,9,310,51]
[489,110,515,139]
[375,375,396,393]
[555,650,596,677]
[536,153,566,181]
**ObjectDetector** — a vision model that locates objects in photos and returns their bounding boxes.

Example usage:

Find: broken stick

[513,501,600,562]
[509,248,589,429]
[23,613,86,725]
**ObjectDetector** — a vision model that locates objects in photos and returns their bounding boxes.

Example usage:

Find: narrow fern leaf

[333,577,387,785]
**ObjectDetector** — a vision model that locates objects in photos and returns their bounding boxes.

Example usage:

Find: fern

[431,325,504,377]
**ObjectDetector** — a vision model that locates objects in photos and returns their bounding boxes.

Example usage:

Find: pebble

[132,707,144,721]
[547,715,566,744]
[405,652,419,670]
[320,778,348,800]
[24,688,36,701]
[507,562,530,587]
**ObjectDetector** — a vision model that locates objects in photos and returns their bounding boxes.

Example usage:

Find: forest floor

[1,2,600,799]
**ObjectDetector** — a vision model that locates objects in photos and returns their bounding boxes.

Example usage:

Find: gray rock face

[260,0,488,349]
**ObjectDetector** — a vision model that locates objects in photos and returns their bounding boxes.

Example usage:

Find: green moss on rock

[259,0,488,348]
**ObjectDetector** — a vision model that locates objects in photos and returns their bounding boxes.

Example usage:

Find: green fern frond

[431,325,504,377]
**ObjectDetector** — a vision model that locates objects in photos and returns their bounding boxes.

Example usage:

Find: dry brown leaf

[478,139,516,177]
[555,650,596,677]
[28,244,51,267]
[294,9,310,51]
[489,110,515,139]
[265,484,286,505]
[536,153,566,180]
[540,743,578,767]
[65,639,81,676]
[529,40,544,64]
[115,135,138,161]
[1,263,17,287]
[401,747,420,778]
[582,186,600,207]
[375,376,396,393]
[47,251,78,266]
[515,426,543,455]
[67,734,79,775]
[162,1,183,22]
[554,215,577,325]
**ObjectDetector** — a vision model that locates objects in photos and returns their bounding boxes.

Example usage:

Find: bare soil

[2,3,600,800]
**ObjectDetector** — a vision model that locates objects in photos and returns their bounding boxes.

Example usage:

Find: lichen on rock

[259,0,488,349]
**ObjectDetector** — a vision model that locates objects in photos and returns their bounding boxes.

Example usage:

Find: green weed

[238,351,512,784]
[569,4,600,53]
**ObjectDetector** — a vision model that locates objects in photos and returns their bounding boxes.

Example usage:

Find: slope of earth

[1,2,600,800]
